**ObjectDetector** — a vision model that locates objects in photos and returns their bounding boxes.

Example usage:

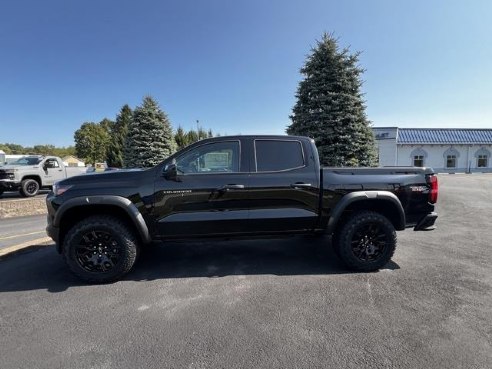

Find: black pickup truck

[46,135,438,282]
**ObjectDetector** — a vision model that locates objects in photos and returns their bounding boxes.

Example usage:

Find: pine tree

[124,96,176,168]
[186,130,199,144]
[107,104,132,167]
[287,33,377,167]
[174,126,188,150]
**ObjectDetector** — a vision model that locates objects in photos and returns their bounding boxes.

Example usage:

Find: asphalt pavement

[0,214,48,249]
[0,191,49,202]
[0,174,491,369]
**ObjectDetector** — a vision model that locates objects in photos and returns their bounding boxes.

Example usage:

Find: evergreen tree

[186,130,199,144]
[197,127,209,140]
[124,96,176,168]
[107,104,132,167]
[287,33,377,167]
[174,126,188,150]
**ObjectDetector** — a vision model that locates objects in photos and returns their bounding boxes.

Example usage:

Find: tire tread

[63,215,138,283]
[334,211,397,272]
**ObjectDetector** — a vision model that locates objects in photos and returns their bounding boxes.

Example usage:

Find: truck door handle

[291,183,311,189]
[218,184,245,191]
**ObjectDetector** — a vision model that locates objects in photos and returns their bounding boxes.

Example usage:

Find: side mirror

[163,163,178,181]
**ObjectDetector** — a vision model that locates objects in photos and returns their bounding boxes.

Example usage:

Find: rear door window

[255,140,304,172]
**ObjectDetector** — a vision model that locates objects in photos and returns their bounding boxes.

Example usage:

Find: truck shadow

[0,237,400,293]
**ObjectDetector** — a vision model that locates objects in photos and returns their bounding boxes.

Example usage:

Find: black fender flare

[53,195,152,244]
[326,191,405,234]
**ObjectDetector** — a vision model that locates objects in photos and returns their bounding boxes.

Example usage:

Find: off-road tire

[19,178,40,197]
[63,215,139,283]
[334,211,396,272]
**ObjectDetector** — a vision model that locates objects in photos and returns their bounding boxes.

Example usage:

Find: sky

[1,0,491,147]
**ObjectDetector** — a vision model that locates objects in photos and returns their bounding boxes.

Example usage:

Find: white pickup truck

[0,155,85,197]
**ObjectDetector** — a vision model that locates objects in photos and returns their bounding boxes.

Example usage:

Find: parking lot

[0,174,491,369]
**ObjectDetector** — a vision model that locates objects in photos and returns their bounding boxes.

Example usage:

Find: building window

[446,155,456,168]
[413,155,424,167]
[477,155,488,168]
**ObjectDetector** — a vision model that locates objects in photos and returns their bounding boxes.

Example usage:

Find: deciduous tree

[74,122,110,165]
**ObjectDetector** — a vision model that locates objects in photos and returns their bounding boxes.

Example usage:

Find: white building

[62,155,85,167]
[373,127,492,173]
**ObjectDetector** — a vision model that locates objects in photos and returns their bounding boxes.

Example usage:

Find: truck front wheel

[63,215,139,283]
[20,179,40,197]
[334,211,396,272]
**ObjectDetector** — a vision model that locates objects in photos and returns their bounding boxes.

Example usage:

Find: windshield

[11,157,42,165]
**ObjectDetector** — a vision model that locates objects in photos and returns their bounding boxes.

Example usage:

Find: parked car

[46,135,438,283]
[0,155,85,197]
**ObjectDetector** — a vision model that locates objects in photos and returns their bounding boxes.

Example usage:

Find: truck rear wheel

[63,215,139,283]
[20,178,40,197]
[334,211,396,272]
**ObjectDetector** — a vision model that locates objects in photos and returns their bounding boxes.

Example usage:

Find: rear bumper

[414,212,438,231]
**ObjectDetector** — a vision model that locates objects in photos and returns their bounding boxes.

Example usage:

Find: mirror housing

[163,163,178,181]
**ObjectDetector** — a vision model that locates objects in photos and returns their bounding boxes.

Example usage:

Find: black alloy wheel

[20,178,40,197]
[334,211,397,272]
[63,215,139,283]
[75,230,121,273]
[350,223,386,262]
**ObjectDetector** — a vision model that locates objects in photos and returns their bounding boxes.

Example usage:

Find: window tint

[255,140,304,172]
[45,159,59,168]
[176,141,240,174]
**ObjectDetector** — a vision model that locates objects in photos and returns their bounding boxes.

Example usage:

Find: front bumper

[0,179,21,191]
[414,212,438,231]
[45,195,61,252]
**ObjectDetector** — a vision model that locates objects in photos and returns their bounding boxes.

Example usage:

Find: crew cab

[0,155,85,197]
[46,136,438,283]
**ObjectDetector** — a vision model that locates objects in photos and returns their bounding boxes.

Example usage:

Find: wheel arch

[54,196,151,253]
[326,191,405,234]
[21,175,42,185]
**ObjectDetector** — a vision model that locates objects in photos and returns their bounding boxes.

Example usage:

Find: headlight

[53,182,73,196]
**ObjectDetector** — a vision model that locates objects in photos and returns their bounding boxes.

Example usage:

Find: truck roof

[196,135,312,143]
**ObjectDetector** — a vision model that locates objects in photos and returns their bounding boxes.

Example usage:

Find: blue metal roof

[397,129,492,144]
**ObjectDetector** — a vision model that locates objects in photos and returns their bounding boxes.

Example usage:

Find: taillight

[427,175,438,204]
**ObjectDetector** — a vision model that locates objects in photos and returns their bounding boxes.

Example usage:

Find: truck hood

[0,165,40,171]
[59,167,147,186]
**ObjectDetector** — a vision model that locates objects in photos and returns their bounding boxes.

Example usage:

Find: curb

[0,237,53,260]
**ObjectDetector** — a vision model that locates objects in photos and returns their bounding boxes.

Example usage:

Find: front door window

[176,141,240,174]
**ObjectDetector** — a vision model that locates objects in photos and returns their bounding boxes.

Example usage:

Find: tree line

[0,143,75,157]
[74,96,215,167]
